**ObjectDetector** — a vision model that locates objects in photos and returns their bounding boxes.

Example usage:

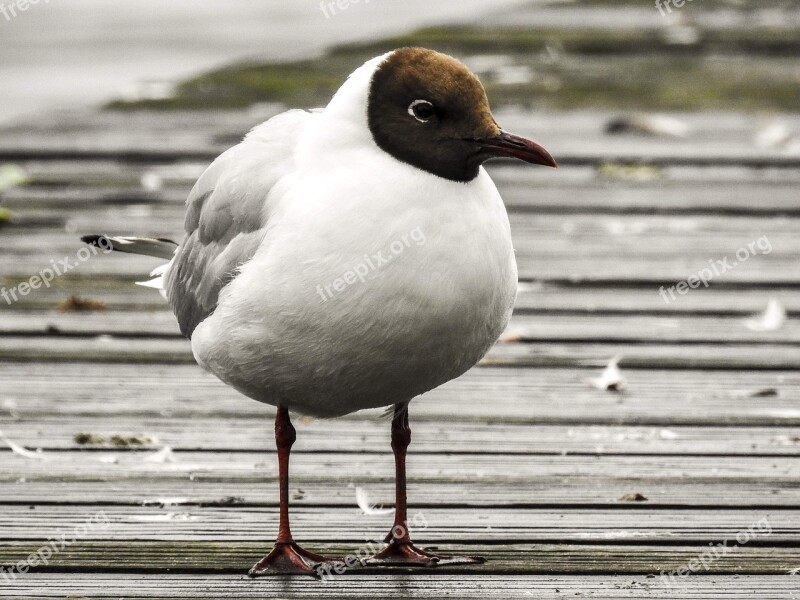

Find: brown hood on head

[367,48,555,182]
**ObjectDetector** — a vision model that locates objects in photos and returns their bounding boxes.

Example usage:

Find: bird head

[365,47,557,182]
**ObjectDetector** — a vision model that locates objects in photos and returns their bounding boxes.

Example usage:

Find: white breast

[190,147,517,417]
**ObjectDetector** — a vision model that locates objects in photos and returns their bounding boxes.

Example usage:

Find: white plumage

[180,54,518,416]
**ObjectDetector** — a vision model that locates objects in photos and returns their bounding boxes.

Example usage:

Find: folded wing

[165,109,314,337]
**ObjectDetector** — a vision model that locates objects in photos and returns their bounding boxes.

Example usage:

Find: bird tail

[81,235,177,259]
[80,235,177,298]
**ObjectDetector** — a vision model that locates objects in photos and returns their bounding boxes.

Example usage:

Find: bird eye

[408,100,436,123]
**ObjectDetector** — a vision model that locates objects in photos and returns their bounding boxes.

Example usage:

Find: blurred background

[2,0,799,122]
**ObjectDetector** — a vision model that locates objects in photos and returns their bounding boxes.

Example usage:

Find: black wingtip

[81,234,117,252]
[81,234,102,244]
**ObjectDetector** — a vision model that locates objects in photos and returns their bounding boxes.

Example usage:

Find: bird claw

[362,539,486,568]
[248,542,343,577]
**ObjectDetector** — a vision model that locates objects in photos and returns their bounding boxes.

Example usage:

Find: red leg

[364,403,486,567]
[249,406,342,577]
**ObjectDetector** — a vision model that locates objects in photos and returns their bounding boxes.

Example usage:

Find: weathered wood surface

[3,574,800,599]
[0,505,791,543]
[4,479,800,509]
[2,452,799,487]
[0,105,798,599]
[4,417,800,455]
[1,542,798,575]
[2,365,798,424]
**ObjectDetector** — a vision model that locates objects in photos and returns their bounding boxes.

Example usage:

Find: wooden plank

[3,311,799,344]
[2,336,799,368]
[504,314,800,344]
[493,170,800,216]
[512,285,800,315]
[0,451,796,488]
[2,364,797,425]
[0,542,796,575]
[2,574,798,599]
[4,418,799,456]
[0,505,789,543]
[484,343,800,370]
[3,479,799,508]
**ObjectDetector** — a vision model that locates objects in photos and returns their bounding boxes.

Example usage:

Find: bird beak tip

[471,130,557,169]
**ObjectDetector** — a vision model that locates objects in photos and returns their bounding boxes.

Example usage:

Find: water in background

[0,0,526,123]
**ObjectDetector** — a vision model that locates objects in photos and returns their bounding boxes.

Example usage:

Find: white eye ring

[408,99,435,123]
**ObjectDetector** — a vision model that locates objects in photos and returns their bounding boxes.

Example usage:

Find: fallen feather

[144,446,177,464]
[587,356,627,392]
[142,497,190,507]
[744,298,787,332]
[130,512,195,522]
[755,120,793,149]
[355,487,393,516]
[0,433,47,460]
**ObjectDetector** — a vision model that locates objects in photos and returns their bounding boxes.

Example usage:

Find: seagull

[83,47,556,576]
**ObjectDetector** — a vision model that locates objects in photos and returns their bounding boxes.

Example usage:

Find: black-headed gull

[83,47,556,576]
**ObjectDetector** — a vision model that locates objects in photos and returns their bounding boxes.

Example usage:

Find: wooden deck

[1,108,799,598]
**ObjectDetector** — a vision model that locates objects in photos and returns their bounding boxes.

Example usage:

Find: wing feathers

[164,109,315,337]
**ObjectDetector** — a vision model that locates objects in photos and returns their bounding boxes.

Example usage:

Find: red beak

[470,130,557,168]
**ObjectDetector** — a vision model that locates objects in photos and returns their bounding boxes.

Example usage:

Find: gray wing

[165,109,313,337]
